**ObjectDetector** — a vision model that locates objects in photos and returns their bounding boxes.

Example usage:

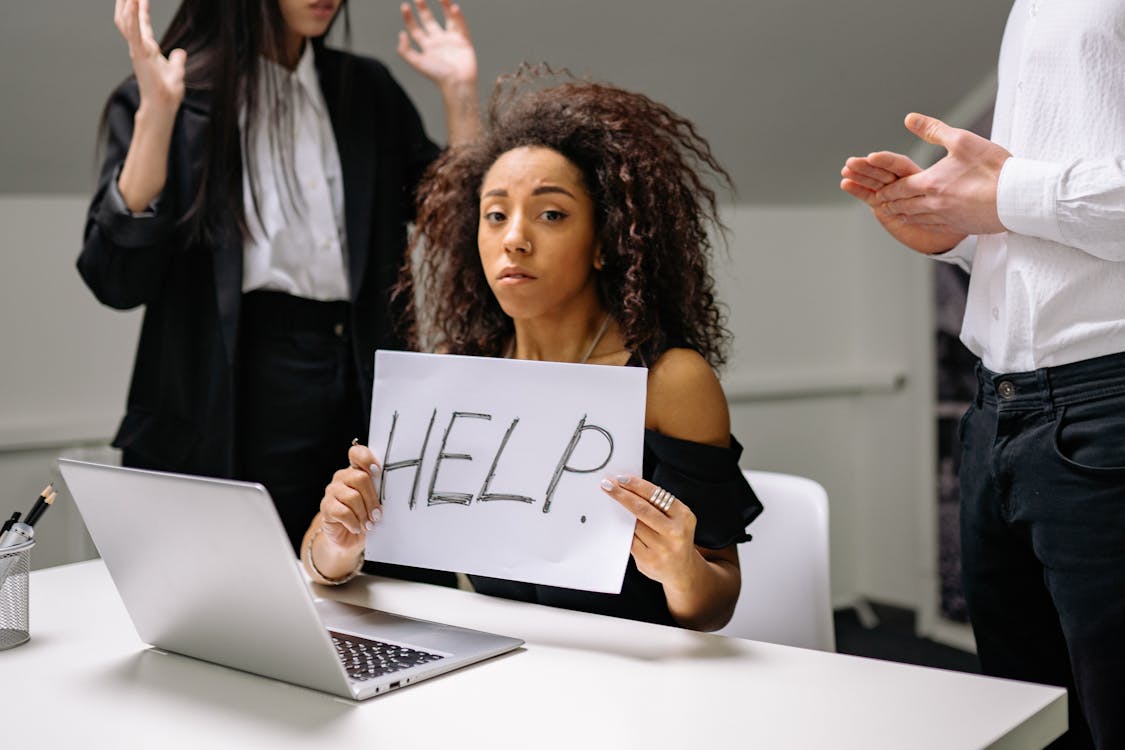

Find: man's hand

[876,113,1011,237]
[841,150,968,255]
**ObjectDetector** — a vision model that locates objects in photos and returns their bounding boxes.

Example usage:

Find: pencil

[25,484,55,527]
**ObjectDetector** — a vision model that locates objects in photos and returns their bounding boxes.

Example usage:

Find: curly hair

[395,65,734,368]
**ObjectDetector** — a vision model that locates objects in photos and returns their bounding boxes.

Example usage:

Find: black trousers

[236,290,364,554]
[959,352,1125,750]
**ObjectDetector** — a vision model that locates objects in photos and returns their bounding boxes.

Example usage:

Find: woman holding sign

[302,66,762,631]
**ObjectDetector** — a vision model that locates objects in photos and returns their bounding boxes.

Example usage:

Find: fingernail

[370,507,382,523]
[365,521,375,531]
[616,474,630,485]
[599,478,614,491]
[369,463,380,473]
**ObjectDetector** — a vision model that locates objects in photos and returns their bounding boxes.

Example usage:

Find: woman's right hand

[115,0,186,114]
[319,443,384,552]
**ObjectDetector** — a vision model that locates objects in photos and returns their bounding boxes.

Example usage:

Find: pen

[0,484,55,550]
[1,512,19,535]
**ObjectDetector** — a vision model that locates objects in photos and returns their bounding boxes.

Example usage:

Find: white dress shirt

[943,0,1125,373]
[241,43,350,301]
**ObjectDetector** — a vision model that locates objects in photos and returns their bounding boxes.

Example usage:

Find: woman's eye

[542,210,567,222]
[484,210,506,223]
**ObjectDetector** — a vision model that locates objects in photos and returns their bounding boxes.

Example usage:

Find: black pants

[236,291,364,554]
[960,352,1125,750]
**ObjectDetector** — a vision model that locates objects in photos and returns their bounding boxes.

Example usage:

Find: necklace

[578,314,612,364]
[504,313,612,363]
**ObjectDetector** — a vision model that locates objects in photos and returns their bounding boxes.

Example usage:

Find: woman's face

[478,146,601,321]
[277,0,342,40]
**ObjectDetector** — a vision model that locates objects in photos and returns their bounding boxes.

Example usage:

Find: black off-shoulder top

[469,429,763,626]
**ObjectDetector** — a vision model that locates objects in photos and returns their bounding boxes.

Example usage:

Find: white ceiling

[2,1,1012,203]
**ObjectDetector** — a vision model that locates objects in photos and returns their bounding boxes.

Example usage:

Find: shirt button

[333,323,345,338]
[992,307,1000,320]
[998,381,1016,399]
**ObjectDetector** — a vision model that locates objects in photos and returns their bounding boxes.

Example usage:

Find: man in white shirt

[840,2,1125,747]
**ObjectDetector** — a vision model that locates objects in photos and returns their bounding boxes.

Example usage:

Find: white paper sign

[365,350,647,593]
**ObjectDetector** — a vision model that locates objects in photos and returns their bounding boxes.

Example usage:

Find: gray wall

[3,1,1011,202]
[0,2,1010,639]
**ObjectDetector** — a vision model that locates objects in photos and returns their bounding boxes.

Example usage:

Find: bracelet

[306,527,364,586]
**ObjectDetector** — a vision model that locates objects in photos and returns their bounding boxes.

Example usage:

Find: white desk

[3,561,1064,749]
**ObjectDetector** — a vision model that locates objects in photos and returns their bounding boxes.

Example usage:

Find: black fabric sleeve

[644,430,764,549]
[389,76,442,223]
[77,80,181,310]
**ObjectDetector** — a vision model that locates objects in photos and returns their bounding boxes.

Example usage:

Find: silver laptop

[58,458,523,700]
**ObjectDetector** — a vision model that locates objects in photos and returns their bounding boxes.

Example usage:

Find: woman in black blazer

[78,0,479,556]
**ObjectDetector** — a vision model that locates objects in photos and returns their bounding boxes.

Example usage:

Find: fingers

[397,30,421,65]
[843,157,897,185]
[401,0,442,51]
[346,442,383,517]
[322,446,383,536]
[874,169,928,204]
[412,0,441,32]
[442,0,470,39]
[904,112,957,150]
[840,178,877,206]
[116,0,141,48]
[138,0,157,49]
[867,151,922,178]
[599,474,682,532]
[168,48,187,77]
[348,442,381,473]
[880,193,932,217]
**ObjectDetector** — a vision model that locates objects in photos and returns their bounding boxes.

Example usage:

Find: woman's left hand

[397,0,477,91]
[600,475,700,588]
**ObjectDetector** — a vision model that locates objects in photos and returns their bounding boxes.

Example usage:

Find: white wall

[0,197,139,569]
[715,205,935,609]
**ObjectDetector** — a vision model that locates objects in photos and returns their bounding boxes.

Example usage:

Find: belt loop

[973,361,985,407]
[1036,366,1053,414]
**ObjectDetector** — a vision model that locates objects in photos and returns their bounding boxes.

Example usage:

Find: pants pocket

[1052,394,1125,477]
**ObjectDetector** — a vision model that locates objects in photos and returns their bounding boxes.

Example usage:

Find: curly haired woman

[301,67,762,631]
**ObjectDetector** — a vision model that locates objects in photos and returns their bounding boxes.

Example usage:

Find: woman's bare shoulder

[644,348,730,448]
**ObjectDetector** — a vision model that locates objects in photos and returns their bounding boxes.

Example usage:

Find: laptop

[58,458,523,700]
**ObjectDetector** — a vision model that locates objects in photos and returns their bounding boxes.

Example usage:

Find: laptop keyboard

[329,631,445,682]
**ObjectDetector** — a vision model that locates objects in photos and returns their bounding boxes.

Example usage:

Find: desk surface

[4,561,1064,749]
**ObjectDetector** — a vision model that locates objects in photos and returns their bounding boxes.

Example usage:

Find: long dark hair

[396,65,734,369]
[98,0,351,246]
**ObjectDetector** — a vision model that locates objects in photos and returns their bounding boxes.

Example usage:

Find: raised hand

[841,149,968,255]
[397,0,477,91]
[114,0,185,114]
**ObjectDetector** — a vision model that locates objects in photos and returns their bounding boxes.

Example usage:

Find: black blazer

[78,47,441,478]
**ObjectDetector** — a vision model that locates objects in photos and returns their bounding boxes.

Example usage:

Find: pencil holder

[0,540,34,650]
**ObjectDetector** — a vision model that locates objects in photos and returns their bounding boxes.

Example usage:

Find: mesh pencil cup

[0,539,34,650]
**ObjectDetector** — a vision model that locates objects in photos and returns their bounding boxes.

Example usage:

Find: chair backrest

[714,470,835,651]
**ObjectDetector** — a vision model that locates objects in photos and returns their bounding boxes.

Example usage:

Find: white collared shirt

[943,0,1125,373]
[241,43,349,301]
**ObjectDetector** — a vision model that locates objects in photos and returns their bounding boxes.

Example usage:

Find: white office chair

[714,470,835,651]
